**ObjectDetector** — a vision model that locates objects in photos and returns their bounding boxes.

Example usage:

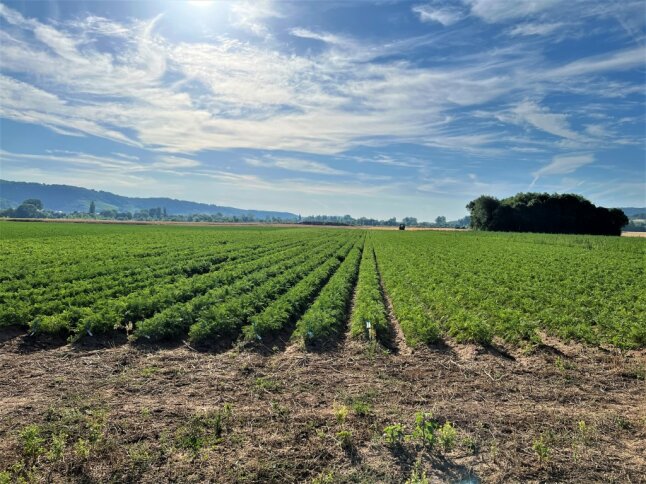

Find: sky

[0,0,644,220]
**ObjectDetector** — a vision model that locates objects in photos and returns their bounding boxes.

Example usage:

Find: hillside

[0,180,297,220]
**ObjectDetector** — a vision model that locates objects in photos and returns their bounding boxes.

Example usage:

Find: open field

[0,221,644,482]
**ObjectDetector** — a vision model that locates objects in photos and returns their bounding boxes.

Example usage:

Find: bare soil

[1,326,644,483]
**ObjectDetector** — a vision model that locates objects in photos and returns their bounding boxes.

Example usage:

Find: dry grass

[1,323,644,483]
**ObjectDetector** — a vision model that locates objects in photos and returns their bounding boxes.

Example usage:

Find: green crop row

[187,239,359,344]
[292,241,364,346]
[373,231,645,349]
[350,236,389,343]
[133,237,356,342]
[243,243,351,342]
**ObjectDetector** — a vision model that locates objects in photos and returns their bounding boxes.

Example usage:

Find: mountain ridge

[0,180,298,220]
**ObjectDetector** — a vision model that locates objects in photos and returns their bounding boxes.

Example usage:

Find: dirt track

[1,326,644,483]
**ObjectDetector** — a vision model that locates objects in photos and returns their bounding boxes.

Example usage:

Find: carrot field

[1,221,643,350]
[1,221,644,483]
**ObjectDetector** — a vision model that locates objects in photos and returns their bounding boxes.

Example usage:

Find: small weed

[47,431,67,462]
[383,424,406,446]
[128,441,152,467]
[334,404,349,425]
[311,471,335,484]
[351,399,372,417]
[74,438,91,459]
[462,435,477,454]
[555,356,575,372]
[412,412,438,448]
[140,366,159,378]
[254,377,281,393]
[175,406,232,456]
[0,471,10,484]
[437,421,457,452]
[405,459,429,484]
[270,401,290,419]
[336,430,353,451]
[19,424,45,459]
[613,415,631,430]
[532,436,551,463]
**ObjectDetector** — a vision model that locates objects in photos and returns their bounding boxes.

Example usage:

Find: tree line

[466,193,628,236]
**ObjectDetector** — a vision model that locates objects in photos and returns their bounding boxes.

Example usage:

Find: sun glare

[187,1,213,7]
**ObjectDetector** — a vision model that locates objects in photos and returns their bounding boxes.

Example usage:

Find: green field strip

[0,237,310,330]
[241,241,356,342]
[0,232,303,293]
[292,238,364,347]
[135,236,356,342]
[373,231,645,349]
[349,236,389,344]
[1,235,308,318]
[187,238,360,344]
[28,235,343,336]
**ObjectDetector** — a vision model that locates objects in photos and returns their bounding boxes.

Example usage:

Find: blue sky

[0,0,644,219]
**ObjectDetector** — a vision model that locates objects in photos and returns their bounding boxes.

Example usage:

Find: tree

[402,217,418,226]
[466,192,629,236]
[23,199,43,210]
[89,201,96,215]
[435,216,446,226]
[466,196,500,230]
[14,202,40,218]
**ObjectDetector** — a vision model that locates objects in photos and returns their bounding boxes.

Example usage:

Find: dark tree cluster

[466,193,629,236]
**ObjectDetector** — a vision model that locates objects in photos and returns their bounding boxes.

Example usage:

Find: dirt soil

[1,326,644,483]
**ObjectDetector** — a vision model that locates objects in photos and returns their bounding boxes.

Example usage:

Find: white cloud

[532,153,595,185]
[245,157,347,175]
[508,22,565,36]
[467,0,562,23]
[510,101,581,140]
[548,47,646,78]
[154,156,201,168]
[412,4,464,26]
[0,3,642,160]
[230,0,282,37]
[289,28,349,46]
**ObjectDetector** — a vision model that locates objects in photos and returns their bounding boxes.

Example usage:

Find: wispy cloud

[531,153,595,186]
[508,22,566,37]
[466,0,562,23]
[412,3,464,26]
[245,157,347,175]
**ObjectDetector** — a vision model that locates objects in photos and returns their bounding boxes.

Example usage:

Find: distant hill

[0,180,297,220]
[618,207,646,219]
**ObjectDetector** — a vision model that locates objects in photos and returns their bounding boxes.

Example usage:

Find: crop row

[373,231,645,349]
[349,235,389,344]
[135,237,359,343]
[29,234,349,338]
[0,236,310,327]
[292,239,364,346]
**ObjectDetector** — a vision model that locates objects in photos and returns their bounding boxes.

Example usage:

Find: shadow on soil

[388,444,480,483]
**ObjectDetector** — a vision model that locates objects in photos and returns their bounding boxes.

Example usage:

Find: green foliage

[175,405,232,456]
[350,237,389,343]
[1,222,642,351]
[335,430,353,451]
[405,460,429,484]
[412,412,438,448]
[19,425,45,459]
[334,404,349,425]
[372,230,645,349]
[293,244,363,346]
[437,421,457,451]
[532,436,551,463]
[466,192,628,236]
[383,424,406,445]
